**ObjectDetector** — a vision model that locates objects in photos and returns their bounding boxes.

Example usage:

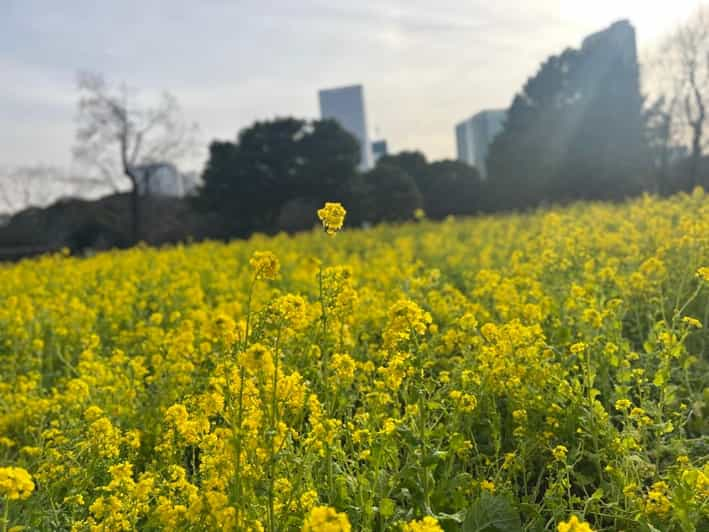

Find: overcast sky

[1,0,704,173]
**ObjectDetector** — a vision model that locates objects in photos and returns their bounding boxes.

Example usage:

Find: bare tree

[660,6,709,188]
[74,72,198,243]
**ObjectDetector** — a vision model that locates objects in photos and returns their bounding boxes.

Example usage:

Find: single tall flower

[317,202,346,235]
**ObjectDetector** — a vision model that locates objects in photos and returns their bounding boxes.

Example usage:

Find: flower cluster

[0,193,707,530]
[0,466,34,500]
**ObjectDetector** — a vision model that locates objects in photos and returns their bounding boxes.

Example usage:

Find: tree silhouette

[487,21,649,208]
[199,118,359,236]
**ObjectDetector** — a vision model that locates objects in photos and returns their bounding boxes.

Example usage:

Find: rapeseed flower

[402,516,443,532]
[317,202,346,235]
[250,250,280,280]
[0,466,34,500]
[558,515,594,532]
[302,505,351,531]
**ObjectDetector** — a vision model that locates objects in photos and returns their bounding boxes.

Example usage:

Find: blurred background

[1,0,708,257]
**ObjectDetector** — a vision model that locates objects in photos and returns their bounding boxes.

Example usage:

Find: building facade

[134,163,201,198]
[455,109,506,179]
[371,139,388,165]
[318,84,373,171]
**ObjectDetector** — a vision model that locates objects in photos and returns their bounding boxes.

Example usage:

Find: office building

[318,84,373,170]
[371,139,388,164]
[455,110,506,179]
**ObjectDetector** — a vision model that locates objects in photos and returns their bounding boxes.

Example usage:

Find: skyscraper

[371,139,388,165]
[455,110,506,180]
[318,84,372,170]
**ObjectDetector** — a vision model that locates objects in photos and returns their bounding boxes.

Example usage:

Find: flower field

[1,192,709,531]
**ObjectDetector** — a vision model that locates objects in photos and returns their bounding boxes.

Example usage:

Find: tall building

[371,139,388,165]
[455,110,506,179]
[318,84,372,170]
[134,162,201,198]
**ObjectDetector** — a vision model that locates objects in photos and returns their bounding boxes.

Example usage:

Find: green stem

[267,329,282,532]
[234,366,246,532]
[2,497,9,532]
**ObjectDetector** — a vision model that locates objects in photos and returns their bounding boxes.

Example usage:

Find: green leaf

[463,492,523,532]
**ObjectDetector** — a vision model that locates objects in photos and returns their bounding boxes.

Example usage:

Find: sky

[0,0,705,174]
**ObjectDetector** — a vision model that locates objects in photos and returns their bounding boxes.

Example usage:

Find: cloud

[0,0,698,170]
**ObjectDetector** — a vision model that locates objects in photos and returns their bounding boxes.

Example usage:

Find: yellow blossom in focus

[317,202,347,235]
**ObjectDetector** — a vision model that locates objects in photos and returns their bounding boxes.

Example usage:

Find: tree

[73,72,197,243]
[643,96,684,194]
[373,152,482,218]
[352,163,422,224]
[418,160,482,218]
[377,151,429,182]
[199,118,360,236]
[486,50,578,209]
[487,20,649,209]
[659,6,709,189]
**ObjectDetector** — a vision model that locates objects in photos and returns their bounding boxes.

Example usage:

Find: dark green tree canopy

[199,117,359,235]
[373,151,482,218]
[352,163,422,224]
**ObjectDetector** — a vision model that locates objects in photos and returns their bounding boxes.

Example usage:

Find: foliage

[375,152,483,219]
[198,118,359,236]
[350,162,423,224]
[487,21,649,208]
[0,192,708,531]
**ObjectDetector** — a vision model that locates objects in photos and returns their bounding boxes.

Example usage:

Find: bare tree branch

[648,5,709,187]
[73,71,198,243]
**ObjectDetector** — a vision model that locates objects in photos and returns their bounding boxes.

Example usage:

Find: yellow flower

[329,353,356,383]
[383,299,433,348]
[300,490,319,510]
[696,266,709,282]
[239,343,275,375]
[0,466,34,500]
[552,445,568,462]
[570,342,586,354]
[480,479,496,493]
[682,316,702,328]
[645,481,671,515]
[250,250,280,280]
[557,515,594,532]
[317,202,347,235]
[614,399,632,411]
[402,516,443,532]
[302,505,351,532]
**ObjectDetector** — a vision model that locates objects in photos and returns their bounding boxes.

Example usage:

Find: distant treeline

[1,19,708,256]
[194,20,706,239]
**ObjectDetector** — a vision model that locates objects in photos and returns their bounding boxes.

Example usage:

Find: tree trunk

[689,123,702,190]
[131,183,141,244]
[125,170,141,245]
